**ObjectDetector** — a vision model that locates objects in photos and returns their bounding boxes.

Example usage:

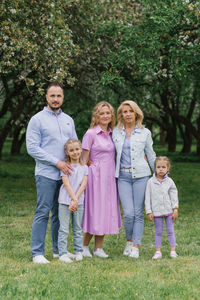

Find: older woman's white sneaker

[129,247,139,258]
[33,255,50,264]
[123,241,133,256]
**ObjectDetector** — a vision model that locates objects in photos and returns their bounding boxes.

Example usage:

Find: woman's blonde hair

[117,100,144,129]
[90,101,116,130]
[154,156,171,172]
[64,139,83,165]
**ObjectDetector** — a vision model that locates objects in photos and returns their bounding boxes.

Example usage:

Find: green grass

[0,143,200,300]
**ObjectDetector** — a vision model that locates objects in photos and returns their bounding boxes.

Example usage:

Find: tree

[0,0,78,157]
[98,0,200,154]
[0,0,141,156]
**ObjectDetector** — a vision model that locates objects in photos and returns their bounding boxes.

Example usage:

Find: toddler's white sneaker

[129,247,139,259]
[152,251,162,260]
[93,248,109,258]
[33,255,50,264]
[170,251,178,258]
[82,246,92,257]
[123,241,133,256]
[59,254,73,263]
[76,252,83,261]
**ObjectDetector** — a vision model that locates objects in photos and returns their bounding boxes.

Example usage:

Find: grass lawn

[0,143,200,299]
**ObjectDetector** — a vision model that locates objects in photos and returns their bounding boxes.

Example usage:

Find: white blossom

[10,8,16,14]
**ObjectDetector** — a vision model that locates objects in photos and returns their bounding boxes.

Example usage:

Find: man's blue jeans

[58,203,84,256]
[118,172,149,245]
[31,175,62,257]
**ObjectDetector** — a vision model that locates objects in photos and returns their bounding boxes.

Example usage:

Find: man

[26,82,77,263]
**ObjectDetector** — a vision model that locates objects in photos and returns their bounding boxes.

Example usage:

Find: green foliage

[99,0,200,97]
[0,0,78,91]
[97,0,200,153]
[0,0,200,155]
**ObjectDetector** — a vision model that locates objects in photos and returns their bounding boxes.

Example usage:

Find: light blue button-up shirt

[26,107,77,180]
[120,134,132,169]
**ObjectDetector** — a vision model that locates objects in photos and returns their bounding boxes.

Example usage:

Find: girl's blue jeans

[31,175,62,257]
[58,203,84,256]
[118,171,149,245]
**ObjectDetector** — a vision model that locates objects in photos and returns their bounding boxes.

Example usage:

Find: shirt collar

[122,124,141,133]
[153,172,169,184]
[95,124,112,135]
[43,106,62,115]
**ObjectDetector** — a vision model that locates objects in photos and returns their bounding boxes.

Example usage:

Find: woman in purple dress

[82,101,122,258]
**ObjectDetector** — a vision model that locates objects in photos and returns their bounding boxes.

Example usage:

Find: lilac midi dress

[82,125,122,235]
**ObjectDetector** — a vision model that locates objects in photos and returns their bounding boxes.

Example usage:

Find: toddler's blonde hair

[154,156,171,172]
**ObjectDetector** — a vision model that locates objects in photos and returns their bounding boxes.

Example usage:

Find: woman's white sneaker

[82,246,92,257]
[123,241,133,256]
[129,247,139,258]
[33,255,50,264]
[93,248,109,258]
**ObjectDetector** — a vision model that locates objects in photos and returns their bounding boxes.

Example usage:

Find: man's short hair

[46,82,63,93]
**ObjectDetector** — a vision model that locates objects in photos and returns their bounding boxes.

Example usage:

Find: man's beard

[49,105,61,111]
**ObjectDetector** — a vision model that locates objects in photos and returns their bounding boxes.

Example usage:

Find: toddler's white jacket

[145,174,178,216]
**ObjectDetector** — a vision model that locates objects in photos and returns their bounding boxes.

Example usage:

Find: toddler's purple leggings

[154,215,176,249]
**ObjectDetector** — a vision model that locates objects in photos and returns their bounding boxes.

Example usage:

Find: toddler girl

[145,156,179,259]
[58,139,88,263]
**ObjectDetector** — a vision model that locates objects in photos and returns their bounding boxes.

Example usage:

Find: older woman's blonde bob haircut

[90,101,116,130]
[117,100,144,129]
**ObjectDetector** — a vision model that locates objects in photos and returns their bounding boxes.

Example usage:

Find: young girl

[145,156,179,259]
[58,139,88,263]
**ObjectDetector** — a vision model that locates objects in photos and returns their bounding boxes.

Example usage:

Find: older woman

[112,100,156,258]
[81,101,122,258]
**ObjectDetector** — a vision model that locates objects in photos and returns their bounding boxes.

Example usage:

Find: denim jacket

[112,126,156,178]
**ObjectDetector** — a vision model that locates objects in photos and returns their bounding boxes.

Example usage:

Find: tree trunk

[0,93,26,158]
[179,125,192,154]
[0,119,13,158]
[196,116,200,156]
[159,127,166,146]
[197,139,200,157]
[166,124,177,152]
[10,128,26,155]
